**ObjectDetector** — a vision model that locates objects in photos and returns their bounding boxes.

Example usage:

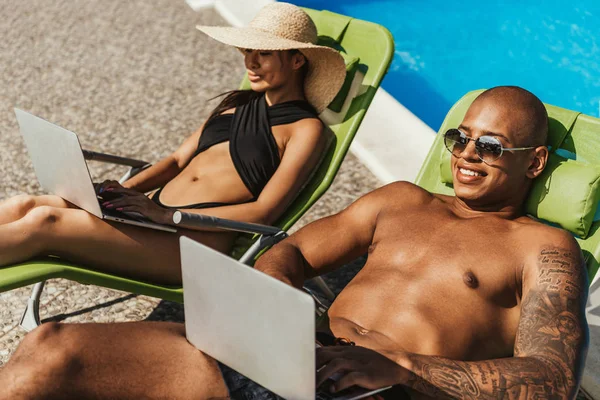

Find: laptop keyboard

[316,392,336,400]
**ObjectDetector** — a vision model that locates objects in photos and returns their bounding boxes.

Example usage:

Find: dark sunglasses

[444,128,536,164]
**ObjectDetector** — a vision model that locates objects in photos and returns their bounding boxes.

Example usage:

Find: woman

[0,2,346,285]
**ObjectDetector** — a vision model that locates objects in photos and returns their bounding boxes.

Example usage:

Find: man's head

[449,86,549,209]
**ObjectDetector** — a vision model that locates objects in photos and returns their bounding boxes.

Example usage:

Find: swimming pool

[292,0,600,130]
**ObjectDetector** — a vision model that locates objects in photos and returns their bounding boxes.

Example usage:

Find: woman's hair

[206,50,309,122]
[207,89,262,122]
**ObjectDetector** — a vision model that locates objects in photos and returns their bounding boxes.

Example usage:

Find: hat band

[246,26,315,46]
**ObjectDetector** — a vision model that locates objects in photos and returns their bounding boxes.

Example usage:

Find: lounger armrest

[82,149,150,168]
[172,211,282,236]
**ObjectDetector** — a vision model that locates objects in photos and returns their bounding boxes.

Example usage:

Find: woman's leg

[0,204,234,285]
[0,194,74,225]
[0,321,229,400]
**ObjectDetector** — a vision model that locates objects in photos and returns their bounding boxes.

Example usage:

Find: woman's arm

[122,123,206,192]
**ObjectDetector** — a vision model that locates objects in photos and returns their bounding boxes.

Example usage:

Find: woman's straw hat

[196,2,346,113]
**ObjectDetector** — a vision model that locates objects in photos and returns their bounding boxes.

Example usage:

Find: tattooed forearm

[514,246,587,393]
[401,245,588,399]
[405,355,558,399]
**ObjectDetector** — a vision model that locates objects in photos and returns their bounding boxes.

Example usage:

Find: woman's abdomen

[157,143,254,207]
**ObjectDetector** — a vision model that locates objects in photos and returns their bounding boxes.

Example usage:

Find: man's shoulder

[518,221,585,281]
[517,218,580,250]
[369,181,436,205]
[341,182,438,227]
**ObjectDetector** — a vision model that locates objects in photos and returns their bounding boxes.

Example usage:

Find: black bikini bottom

[151,187,232,209]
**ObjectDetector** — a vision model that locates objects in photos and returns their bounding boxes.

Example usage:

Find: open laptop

[14,108,176,233]
[180,236,392,400]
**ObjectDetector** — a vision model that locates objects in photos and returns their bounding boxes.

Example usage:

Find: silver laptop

[14,108,176,233]
[180,237,391,400]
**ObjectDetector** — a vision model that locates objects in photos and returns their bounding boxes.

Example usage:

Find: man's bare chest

[369,208,523,300]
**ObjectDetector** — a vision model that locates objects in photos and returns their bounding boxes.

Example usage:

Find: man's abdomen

[327,262,519,361]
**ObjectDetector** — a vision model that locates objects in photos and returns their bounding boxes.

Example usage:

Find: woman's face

[243,49,305,92]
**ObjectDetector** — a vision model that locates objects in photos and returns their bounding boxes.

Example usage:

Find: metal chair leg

[19,281,45,332]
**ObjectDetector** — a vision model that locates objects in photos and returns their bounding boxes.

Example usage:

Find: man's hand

[96,180,174,225]
[316,346,408,393]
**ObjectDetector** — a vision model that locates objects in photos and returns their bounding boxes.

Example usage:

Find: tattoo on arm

[403,245,588,399]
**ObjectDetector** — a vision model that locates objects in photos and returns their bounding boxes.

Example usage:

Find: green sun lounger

[1,8,394,331]
[415,89,600,284]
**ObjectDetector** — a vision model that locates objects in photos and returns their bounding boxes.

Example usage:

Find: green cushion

[440,153,600,238]
[526,155,600,238]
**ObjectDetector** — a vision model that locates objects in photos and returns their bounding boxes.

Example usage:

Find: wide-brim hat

[196,2,346,113]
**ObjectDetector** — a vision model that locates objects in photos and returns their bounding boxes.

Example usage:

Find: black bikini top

[193,94,319,198]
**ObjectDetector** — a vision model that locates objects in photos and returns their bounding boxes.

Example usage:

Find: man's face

[451,99,537,206]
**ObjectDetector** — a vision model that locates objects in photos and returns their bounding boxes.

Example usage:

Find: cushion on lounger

[439,152,600,238]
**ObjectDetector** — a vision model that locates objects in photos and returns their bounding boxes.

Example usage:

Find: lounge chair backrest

[415,89,600,281]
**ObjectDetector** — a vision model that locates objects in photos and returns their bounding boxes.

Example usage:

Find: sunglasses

[444,128,536,164]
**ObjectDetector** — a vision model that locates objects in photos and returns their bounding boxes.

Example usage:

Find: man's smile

[459,167,483,177]
[456,164,488,183]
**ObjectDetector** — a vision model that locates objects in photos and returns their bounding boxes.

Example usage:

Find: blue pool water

[292,0,600,130]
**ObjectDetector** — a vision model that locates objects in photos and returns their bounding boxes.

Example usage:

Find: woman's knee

[21,205,63,234]
[7,195,70,218]
[9,194,37,216]
[13,206,62,253]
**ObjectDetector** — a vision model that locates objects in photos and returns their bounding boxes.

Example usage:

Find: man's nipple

[463,271,479,289]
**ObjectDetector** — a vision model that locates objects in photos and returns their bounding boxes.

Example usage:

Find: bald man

[0,86,589,399]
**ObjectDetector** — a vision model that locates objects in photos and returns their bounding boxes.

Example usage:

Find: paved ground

[0,0,381,365]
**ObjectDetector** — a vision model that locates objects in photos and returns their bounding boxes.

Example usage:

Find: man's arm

[317,233,589,399]
[254,182,416,288]
[399,235,589,399]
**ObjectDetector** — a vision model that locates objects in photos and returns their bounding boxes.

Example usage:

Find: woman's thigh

[5,321,228,400]
[1,205,235,285]
[0,194,75,225]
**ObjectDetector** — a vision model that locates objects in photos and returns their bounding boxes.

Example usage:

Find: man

[0,86,589,399]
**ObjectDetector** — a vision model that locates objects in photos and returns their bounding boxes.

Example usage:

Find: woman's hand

[95,180,174,225]
[316,346,409,394]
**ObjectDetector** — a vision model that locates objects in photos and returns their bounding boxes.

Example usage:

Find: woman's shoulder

[218,107,236,116]
[286,117,325,138]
